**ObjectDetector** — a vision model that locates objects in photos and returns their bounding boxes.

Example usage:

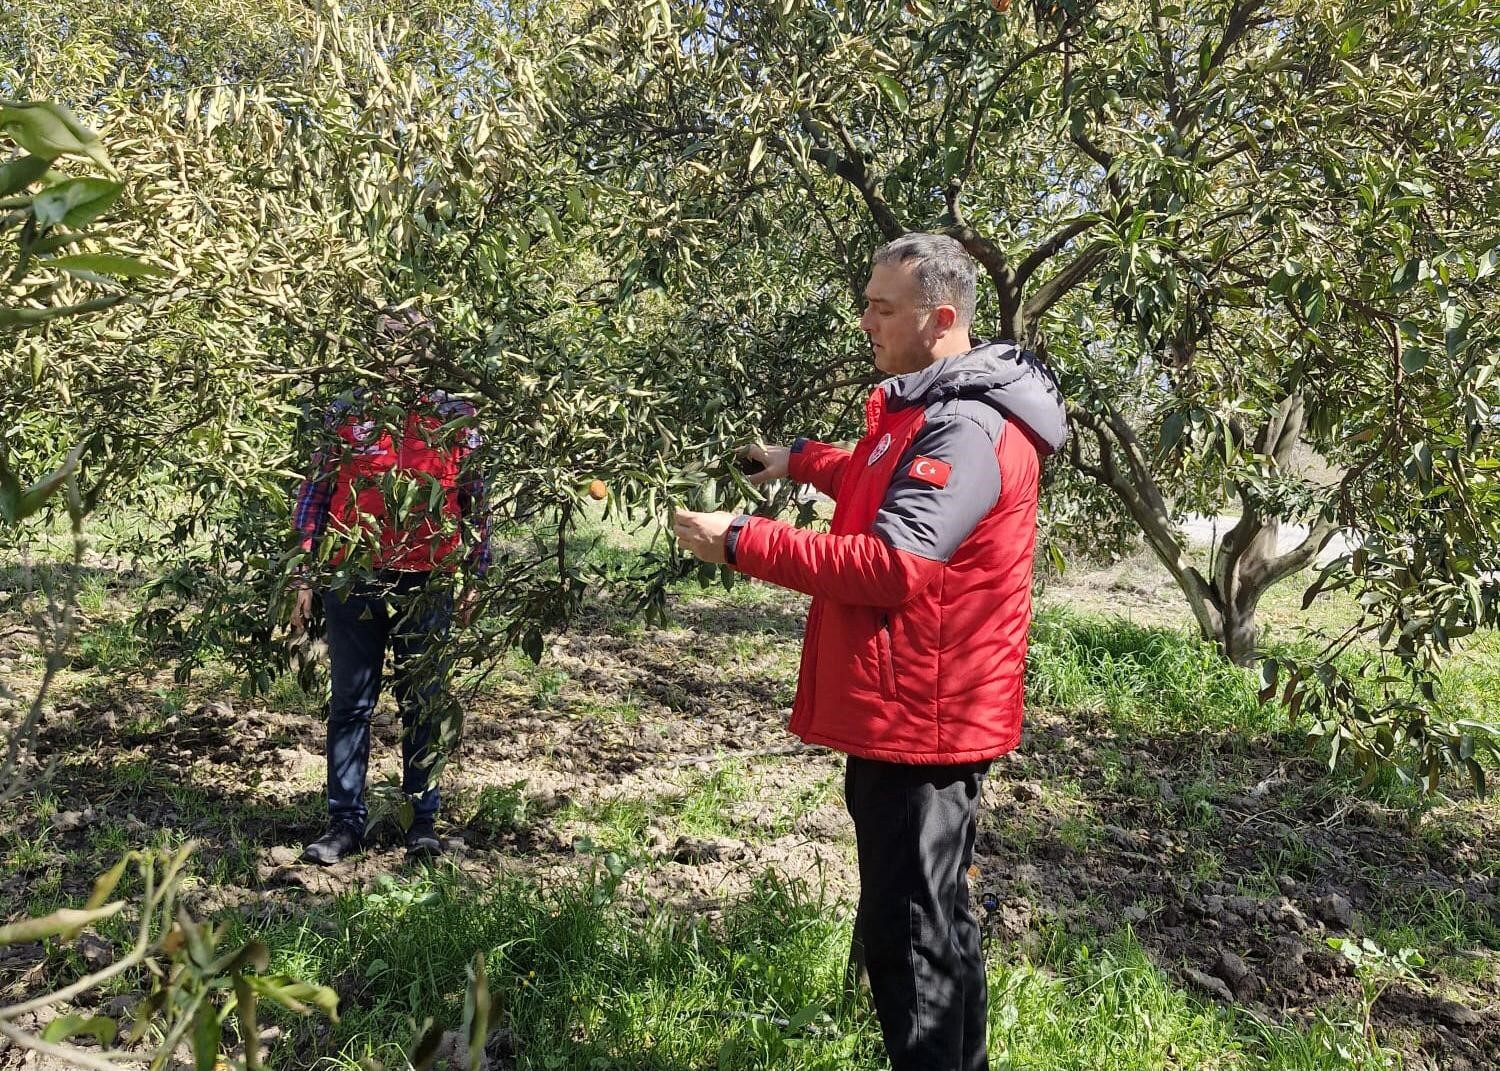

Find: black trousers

[323,572,451,831]
[846,755,990,1071]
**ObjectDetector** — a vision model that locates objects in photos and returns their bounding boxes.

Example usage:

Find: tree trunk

[1218,598,1260,667]
[1067,393,1336,667]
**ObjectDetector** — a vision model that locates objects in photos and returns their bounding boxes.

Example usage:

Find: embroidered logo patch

[867,433,893,466]
[908,456,952,487]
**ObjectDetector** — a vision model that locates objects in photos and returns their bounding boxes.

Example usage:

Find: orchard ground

[2,510,1497,1070]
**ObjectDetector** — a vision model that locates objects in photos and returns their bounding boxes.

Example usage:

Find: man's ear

[930,304,959,337]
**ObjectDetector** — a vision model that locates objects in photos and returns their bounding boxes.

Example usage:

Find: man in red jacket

[290,305,490,865]
[674,233,1066,1071]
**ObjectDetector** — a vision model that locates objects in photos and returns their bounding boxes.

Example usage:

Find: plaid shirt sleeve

[458,469,492,577]
[292,447,337,554]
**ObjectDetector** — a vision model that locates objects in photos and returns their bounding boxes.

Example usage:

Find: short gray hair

[375,303,434,348]
[872,233,977,327]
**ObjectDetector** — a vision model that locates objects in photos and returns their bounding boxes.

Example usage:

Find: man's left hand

[455,587,481,628]
[672,508,735,565]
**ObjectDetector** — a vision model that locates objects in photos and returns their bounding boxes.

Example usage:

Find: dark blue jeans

[323,571,452,833]
[846,755,990,1071]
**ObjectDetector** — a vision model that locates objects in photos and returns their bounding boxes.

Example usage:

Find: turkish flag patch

[908,456,952,487]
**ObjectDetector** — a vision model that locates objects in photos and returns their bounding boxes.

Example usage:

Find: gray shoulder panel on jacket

[870,408,1003,563]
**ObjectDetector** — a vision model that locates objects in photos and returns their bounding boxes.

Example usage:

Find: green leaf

[42,253,167,279]
[0,153,49,196]
[1465,758,1486,798]
[41,1013,116,1047]
[0,449,18,524]
[539,205,565,243]
[1477,247,1499,281]
[32,177,123,228]
[1257,658,1280,702]
[717,1036,739,1071]
[0,294,126,328]
[0,101,110,169]
[873,74,909,114]
[64,854,133,940]
[1158,410,1188,456]
[1197,36,1215,77]
[784,1004,821,1033]
[747,136,766,175]
[565,186,587,221]
[10,441,86,523]
[0,902,123,945]
[244,976,340,1023]
[462,952,491,1071]
[1400,346,1429,374]
[1389,258,1421,294]
[191,1001,221,1071]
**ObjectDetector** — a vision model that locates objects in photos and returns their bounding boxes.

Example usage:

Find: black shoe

[301,824,362,866]
[405,819,443,860]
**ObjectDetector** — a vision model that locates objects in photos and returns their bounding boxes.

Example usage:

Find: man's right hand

[289,587,314,635]
[740,443,790,487]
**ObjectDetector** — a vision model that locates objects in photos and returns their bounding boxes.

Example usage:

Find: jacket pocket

[876,613,897,699]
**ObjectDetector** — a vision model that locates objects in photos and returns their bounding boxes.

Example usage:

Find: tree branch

[1015,216,1102,287]
[942,223,1009,283]
[1201,139,1253,169]
[1149,0,1182,127]
[1069,403,1223,636]
[1209,0,1269,73]
[1069,129,1129,205]
[770,374,879,424]
[957,30,1076,184]
[1022,243,1110,325]
[796,115,905,239]
[1246,515,1337,591]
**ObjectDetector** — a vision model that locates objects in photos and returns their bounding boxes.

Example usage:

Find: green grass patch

[1027,609,1275,735]
[196,868,1392,1071]
[72,618,148,674]
[676,762,752,839]
[238,868,879,1070]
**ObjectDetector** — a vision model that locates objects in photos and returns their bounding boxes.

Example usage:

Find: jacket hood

[882,341,1069,455]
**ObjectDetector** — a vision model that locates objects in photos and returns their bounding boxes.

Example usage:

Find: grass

[235,868,881,1070]
[124,864,1387,1071]
[676,762,752,839]
[557,764,758,852]
[1026,607,1277,736]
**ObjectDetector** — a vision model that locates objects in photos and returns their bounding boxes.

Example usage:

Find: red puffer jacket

[726,343,1067,764]
[325,393,480,572]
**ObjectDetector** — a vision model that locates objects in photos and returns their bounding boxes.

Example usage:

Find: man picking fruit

[673,233,1066,1071]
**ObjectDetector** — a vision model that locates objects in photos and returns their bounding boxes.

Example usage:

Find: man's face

[375,310,432,387]
[859,261,943,375]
